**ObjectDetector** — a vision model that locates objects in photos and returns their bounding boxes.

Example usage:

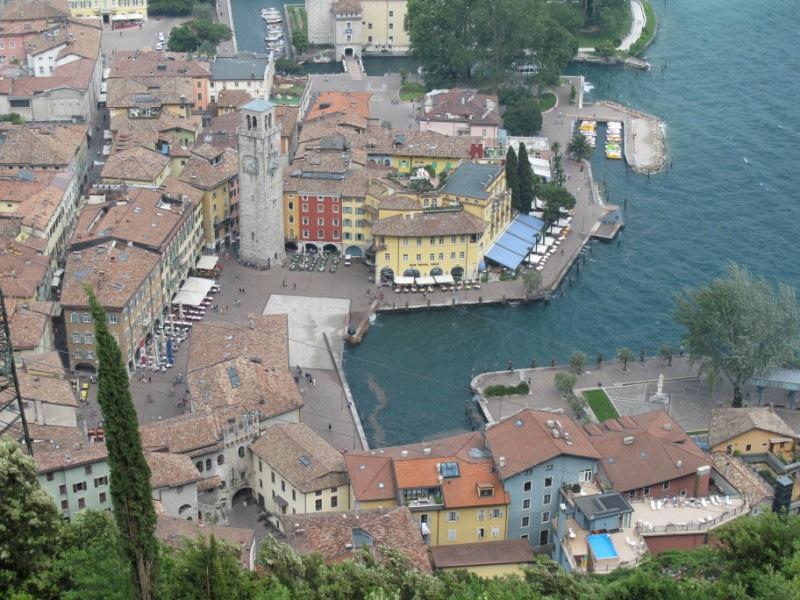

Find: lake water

[234,0,800,447]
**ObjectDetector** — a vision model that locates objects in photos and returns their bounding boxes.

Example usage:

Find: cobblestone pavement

[100,16,190,58]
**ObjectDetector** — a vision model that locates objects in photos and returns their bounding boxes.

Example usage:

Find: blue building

[485,410,600,550]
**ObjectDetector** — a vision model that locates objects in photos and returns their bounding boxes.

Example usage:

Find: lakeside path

[618,0,647,51]
[216,0,238,56]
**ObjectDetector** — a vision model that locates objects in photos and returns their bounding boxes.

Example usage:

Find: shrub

[570,351,587,375]
[484,382,529,397]
[554,372,578,395]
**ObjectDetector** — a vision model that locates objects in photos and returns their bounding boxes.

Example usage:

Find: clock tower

[237,98,284,268]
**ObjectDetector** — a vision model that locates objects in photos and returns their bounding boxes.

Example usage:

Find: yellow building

[363,129,482,175]
[360,0,410,52]
[371,162,512,282]
[68,0,147,28]
[709,407,799,461]
[178,144,239,251]
[249,423,350,524]
[344,434,509,548]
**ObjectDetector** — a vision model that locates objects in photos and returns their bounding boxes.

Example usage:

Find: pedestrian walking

[639,348,645,364]
[148,376,152,383]
[550,358,556,368]
[597,353,603,368]
[328,423,332,431]
[293,282,297,290]
[679,344,685,357]
[530,358,537,369]
[312,377,316,386]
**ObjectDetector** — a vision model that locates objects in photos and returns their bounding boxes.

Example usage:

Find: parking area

[100,15,191,57]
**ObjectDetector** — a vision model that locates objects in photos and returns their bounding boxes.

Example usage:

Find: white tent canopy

[394,276,414,285]
[172,277,215,307]
[111,12,143,20]
[196,255,218,270]
[433,274,455,285]
[415,276,436,286]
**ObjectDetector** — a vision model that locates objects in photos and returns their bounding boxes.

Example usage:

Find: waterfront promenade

[472,356,800,436]
[216,0,238,56]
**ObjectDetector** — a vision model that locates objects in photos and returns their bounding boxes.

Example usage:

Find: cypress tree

[87,287,158,600]
[517,142,535,213]
[505,146,521,213]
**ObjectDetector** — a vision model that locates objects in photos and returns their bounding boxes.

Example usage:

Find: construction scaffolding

[0,289,32,454]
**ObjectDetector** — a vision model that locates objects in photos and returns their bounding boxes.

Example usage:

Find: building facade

[68,0,148,27]
[35,445,111,519]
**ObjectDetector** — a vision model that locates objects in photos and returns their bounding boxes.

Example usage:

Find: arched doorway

[430,267,444,276]
[403,268,421,278]
[285,241,299,253]
[231,487,254,507]
[304,243,318,253]
[178,504,193,520]
[345,245,363,257]
[451,266,464,281]
[380,267,394,282]
[74,363,97,374]
[344,47,354,57]
[323,243,338,254]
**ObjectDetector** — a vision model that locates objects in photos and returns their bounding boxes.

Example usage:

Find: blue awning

[485,244,524,270]
[483,215,544,270]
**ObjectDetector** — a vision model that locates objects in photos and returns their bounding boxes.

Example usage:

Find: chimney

[498,456,506,468]
[693,464,711,497]
[623,436,635,445]
[663,423,672,431]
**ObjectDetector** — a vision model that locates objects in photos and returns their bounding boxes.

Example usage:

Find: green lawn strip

[583,388,619,421]
[287,5,307,35]
[537,92,556,112]
[399,83,425,101]
[629,0,657,56]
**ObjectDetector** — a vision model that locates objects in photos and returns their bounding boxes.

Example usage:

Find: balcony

[405,497,444,510]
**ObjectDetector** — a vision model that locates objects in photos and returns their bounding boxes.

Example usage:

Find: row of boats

[260,7,286,56]
[577,119,623,160]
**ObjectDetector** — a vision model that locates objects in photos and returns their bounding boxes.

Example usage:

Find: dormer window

[477,484,494,497]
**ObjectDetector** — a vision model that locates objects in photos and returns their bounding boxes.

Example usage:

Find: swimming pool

[587,534,618,560]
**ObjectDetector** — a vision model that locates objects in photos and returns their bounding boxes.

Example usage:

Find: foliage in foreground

[167,18,232,54]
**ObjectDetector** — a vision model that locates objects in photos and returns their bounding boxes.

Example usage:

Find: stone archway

[285,241,299,253]
[345,245,363,257]
[430,267,444,276]
[323,243,339,254]
[451,266,464,281]
[304,243,319,253]
[344,47,354,57]
[380,267,395,282]
[403,268,421,278]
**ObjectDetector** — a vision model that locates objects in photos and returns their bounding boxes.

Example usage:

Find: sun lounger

[650,500,656,510]
[725,496,732,505]
[700,498,708,508]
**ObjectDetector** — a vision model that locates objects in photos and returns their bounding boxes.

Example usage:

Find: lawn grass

[399,83,425,101]
[583,389,619,422]
[629,0,657,56]
[287,4,307,35]
[537,92,557,112]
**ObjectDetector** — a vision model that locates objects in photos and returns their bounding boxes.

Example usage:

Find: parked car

[157,32,165,41]
[344,254,352,266]
[155,42,164,51]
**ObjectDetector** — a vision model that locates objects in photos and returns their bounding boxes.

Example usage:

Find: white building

[209,53,275,105]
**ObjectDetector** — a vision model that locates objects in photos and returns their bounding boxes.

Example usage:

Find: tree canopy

[406,0,577,88]
[674,262,800,406]
[88,287,159,600]
[167,18,231,54]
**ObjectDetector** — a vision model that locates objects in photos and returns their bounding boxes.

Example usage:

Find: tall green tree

[567,131,593,161]
[503,99,543,136]
[87,288,159,600]
[674,263,800,407]
[516,143,535,213]
[505,145,520,212]
[538,182,576,224]
[0,438,63,597]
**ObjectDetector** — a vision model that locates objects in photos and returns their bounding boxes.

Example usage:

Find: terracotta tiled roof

[344,431,488,503]
[306,91,371,122]
[378,194,419,211]
[188,315,290,372]
[190,143,223,162]
[34,443,108,473]
[14,422,85,454]
[203,112,240,150]
[0,252,48,299]
[109,112,202,137]
[215,89,253,109]
[392,456,508,508]
[0,0,68,20]
[421,88,501,126]
[430,539,533,569]
[60,243,160,309]
[486,409,600,480]
[10,58,96,96]
[585,410,709,493]
[109,51,211,79]
[156,516,255,568]
[0,124,86,167]
[187,355,303,419]
[146,451,201,489]
[332,0,362,14]
[371,211,486,237]
[283,169,370,198]
[178,147,238,190]
[709,407,798,448]
[18,366,77,407]
[160,177,205,207]
[10,307,49,350]
[71,187,196,253]
[101,146,170,183]
[139,412,223,455]
[708,452,773,506]
[250,423,348,493]
[106,76,194,109]
[197,475,222,492]
[281,506,431,572]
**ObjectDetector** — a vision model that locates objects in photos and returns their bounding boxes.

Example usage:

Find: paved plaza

[263,295,350,369]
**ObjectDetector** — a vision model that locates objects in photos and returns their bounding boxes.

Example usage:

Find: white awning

[172,277,215,307]
[415,276,436,286]
[111,12,143,20]
[421,522,431,535]
[433,274,455,285]
[196,255,219,270]
[394,276,414,285]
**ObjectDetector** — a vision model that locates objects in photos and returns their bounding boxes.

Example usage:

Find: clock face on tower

[243,155,258,175]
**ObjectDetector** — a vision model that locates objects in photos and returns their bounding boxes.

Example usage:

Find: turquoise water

[588,534,619,560]
[236,0,800,447]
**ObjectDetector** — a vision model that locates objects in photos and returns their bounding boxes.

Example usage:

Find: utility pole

[0,289,32,454]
